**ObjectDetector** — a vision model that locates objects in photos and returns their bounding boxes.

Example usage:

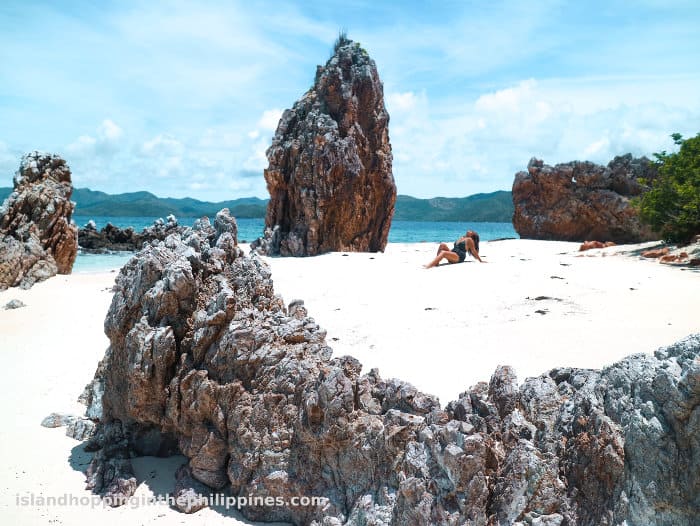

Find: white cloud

[67,119,123,156]
[67,134,97,154]
[583,138,611,157]
[243,139,269,172]
[257,109,283,132]
[389,77,700,197]
[0,141,21,181]
[98,119,123,141]
[474,79,537,113]
[241,108,285,172]
[387,91,418,112]
[141,134,183,156]
[198,128,244,149]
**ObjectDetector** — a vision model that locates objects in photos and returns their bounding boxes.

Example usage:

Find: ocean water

[72,215,517,272]
[73,216,518,243]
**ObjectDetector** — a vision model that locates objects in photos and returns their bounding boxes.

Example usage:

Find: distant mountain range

[0,187,269,219]
[0,187,514,222]
[394,192,513,222]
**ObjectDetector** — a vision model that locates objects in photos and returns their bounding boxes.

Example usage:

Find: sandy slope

[263,239,700,403]
[0,240,698,525]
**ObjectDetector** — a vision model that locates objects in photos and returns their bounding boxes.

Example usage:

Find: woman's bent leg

[425,250,459,268]
[437,242,450,254]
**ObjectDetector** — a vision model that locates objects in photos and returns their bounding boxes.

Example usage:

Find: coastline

[1,239,698,524]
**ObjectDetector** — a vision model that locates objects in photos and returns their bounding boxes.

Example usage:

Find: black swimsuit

[452,240,467,262]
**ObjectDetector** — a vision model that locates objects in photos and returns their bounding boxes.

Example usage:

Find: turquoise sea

[72,216,518,272]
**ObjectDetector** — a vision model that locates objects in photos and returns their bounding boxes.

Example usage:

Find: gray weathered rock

[81,210,700,525]
[41,412,96,441]
[0,152,79,289]
[174,464,210,514]
[250,225,281,256]
[3,299,26,310]
[78,214,185,252]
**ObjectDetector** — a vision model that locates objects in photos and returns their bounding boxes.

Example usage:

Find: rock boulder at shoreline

[512,154,658,243]
[78,213,187,252]
[0,152,78,289]
[80,208,700,525]
[260,36,395,256]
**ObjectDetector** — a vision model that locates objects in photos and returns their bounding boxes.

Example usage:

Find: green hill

[394,191,513,222]
[0,187,514,222]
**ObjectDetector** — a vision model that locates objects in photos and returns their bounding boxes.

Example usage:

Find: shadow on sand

[68,443,289,524]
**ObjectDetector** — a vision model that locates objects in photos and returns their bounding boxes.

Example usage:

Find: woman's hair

[467,231,479,253]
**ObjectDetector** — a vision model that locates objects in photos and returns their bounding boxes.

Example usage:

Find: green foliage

[638,133,700,243]
[333,29,350,52]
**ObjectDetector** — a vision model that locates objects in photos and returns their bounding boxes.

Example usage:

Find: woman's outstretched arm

[466,237,484,262]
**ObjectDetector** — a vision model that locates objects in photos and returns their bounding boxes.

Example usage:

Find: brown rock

[579,240,616,251]
[261,36,395,256]
[642,247,669,258]
[0,152,78,289]
[660,252,689,264]
[513,154,658,243]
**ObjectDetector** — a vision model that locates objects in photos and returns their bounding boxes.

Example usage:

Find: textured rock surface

[261,37,395,256]
[4,299,26,310]
[81,210,700,525]
[0,152,78,289]
[579,240,616,251]
[41,412,96,441]
[78,213,184,252]
[250,225,281,256]
[174,464,211,514]
[513,154,659,243]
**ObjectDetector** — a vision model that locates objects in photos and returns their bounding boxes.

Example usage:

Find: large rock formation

[0,152,78,289]
[261,36,395,256]
[512,154,659,243]
[80,209,700,525]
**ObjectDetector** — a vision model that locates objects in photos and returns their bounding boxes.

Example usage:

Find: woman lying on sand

[424,230,483,268]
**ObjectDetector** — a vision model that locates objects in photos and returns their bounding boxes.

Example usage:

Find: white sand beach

[264,239,700,402]
[1,239,698,525]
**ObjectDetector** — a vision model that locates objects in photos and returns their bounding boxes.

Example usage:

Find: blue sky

[1,0,699,200]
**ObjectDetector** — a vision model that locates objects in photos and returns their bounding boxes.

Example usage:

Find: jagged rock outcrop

[78,213,186,252]
[80,209,700,525]
[0,152,78,289]
[249,225,281,256]
[260,36,395,256]
[512,154,659,243]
